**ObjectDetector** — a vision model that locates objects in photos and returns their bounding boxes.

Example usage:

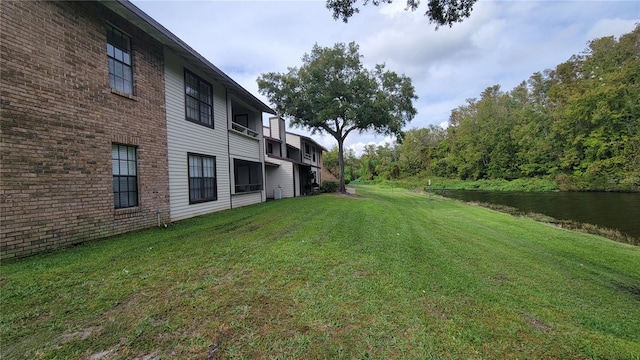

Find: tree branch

[319,122,338,138]
[344,125,357,139]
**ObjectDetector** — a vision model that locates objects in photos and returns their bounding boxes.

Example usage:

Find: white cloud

[132,0,639,153]
[470,19,507,50]
[378,0,410,16]
[347,135,396,157]
[586,18,638,42]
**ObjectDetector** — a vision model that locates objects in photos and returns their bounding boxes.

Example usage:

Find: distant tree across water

[340,26,640,191]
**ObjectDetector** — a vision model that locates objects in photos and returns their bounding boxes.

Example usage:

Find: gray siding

[229,133,261,160]
[265,160,295,199]
[232,192,263,208]
[165,49,231,221]
[285,133,300,149]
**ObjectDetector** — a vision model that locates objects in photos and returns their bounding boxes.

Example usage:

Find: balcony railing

[231,122,259,138]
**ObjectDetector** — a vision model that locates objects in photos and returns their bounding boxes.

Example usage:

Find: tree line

[324,26,640,191]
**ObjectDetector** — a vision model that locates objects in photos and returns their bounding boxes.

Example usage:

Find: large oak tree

[257,42,417,193]
[326,0,477,28]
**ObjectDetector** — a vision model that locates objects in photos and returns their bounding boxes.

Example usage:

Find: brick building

[0,0,273,259]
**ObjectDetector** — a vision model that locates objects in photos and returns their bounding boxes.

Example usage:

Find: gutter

[100,0,275,115]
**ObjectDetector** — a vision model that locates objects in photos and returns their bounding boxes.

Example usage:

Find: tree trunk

[337,137,346,193]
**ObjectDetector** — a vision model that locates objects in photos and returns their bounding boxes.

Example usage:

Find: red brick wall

[1,1,170,259]
[321,167,338,182]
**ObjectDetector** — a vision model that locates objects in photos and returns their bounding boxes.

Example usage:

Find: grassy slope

[1,186,639,359]
[365,174,640,192]
[364,176,560,192]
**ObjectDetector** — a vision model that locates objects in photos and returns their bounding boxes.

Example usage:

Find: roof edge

[286,131,328,152]
[104,0,275,114]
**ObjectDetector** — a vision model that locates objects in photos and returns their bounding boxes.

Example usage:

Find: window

[312,146,316,162]
[107,26,133,95]
[188,153,217,203]
[185,70,213,127]
[112,144,138,209]
[267,143,273,154]
[234,114,249,128]
[304,143,311,159]
[234,159,263,193]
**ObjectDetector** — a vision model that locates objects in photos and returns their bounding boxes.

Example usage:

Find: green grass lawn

[2,186,639,359]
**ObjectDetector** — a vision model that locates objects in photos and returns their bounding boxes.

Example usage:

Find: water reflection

[436,190,640,239]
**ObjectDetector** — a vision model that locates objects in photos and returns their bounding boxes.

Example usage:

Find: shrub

[322,180,339,193]
[555,174,576,191]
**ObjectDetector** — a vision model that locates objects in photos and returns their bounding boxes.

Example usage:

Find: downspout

[293,165,297,198]
[259,114,266,203]
[226,89,233,209]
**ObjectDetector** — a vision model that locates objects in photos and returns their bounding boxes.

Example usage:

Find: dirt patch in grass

[205,341,220,360]
[212,221,251,233]
[421,298,448,320]
[428,307,448,320]
[58,326,164,360]
[336,193,363,199]
[59,326,102,343]
[522,315,552,333]
[88,339,161,360]
[87,337,127,360]
[614,282,640,301]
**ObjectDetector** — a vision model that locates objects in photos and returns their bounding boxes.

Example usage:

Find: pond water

[435,190,640,240]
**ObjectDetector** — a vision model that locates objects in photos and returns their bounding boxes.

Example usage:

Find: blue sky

[131,0,639,155]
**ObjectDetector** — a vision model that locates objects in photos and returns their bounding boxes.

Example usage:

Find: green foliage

[258,42,417,193]
[321,180,339,193]
[356,143,401,181]
[397,126,446,177]
[326,0,477,29]
[350,26,640,191]
[323,146,359,182]
[372,175,558,192]
[322,146,339,177]
[430,177,559,192]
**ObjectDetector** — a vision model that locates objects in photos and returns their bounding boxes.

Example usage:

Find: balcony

[231,122,259,138]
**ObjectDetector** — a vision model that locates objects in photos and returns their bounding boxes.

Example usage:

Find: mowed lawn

[2,186,639,359]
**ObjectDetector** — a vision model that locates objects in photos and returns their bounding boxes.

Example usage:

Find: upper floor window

[107,26,133,95]
[267,143,273,154]
[304,143,311,159]
[188,153,217,203]
[112,144,138,209]
[234,114,249,128]
[185,70,213,128]
[312,146,316,162]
